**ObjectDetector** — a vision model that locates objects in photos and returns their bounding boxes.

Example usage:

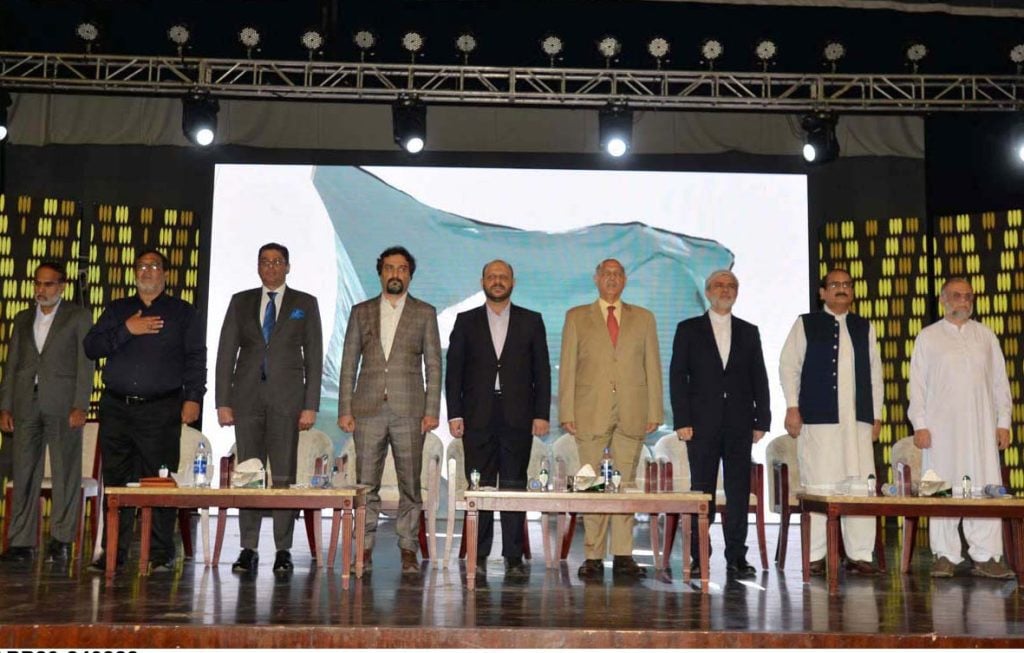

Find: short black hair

[135,248,169,270]
[35,260,67,282]
[376,246,416,277]
[259,242,290,264]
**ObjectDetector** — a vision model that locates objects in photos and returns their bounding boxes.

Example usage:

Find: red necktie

[607,305,619,347]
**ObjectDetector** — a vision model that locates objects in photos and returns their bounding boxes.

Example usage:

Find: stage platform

[1,517,1022,648]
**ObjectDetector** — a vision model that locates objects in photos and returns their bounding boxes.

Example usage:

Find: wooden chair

[2,421,102,563]
[446,436,549,565]
[653,433,769,569]
[338,431,442,559]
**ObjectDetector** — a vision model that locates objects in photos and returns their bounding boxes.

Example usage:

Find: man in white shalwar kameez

[780,269,883,576]
[908,277,1014,580]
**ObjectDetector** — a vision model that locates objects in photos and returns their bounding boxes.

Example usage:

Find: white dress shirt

[34,299,60,353]
[486,302,511,390]
[260,285,285,327]
[380,294,407,360]
[708,309,731,368]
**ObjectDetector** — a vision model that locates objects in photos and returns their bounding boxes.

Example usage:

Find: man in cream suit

[559,258,663,580]
[0,261,93,564]
[338,246,441,574]
[216,242,323,575]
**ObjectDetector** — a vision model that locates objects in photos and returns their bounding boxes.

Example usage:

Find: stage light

[167,24,190,56]
[755,39,778,69]
[402,31,425,53]
[540,34,564,66]
[239,26,261,57]
[905,42,927,72]
[0,89,10,143]
[353,29,377,62]
[599,103,632,157]
[597,36,621,66]
[182,92,219,147]
[301,29,324,54]
[647,37,670,68]
[700,38,723,70]
[76,21,99,53]
[801,112,840,164]
[455,33,477,64]
[1011,44,1024,72]
[392,97,426,154]
[1011,120,1024,164]
[823,40,846,72]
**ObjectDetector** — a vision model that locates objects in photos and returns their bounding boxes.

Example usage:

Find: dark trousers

[234,383,300,551]
[463,399,531,561]
[687,425,752,564]
[98,392,181,561]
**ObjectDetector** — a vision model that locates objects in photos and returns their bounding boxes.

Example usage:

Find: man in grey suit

[338,245,441,574]
[216,243,323,575]
[0,261,93,564]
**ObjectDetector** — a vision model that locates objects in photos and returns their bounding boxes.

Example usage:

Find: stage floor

[1,516,1022,648]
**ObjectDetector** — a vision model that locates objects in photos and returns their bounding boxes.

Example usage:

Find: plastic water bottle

[600,448,614,490]
[193,441,209,487]
[983,484,1009,497]
[961,474,972,498]
[867,473,876,497]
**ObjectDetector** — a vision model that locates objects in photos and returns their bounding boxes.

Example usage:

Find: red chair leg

[522,519,531,560]
[662,513,679,563]
[901,516,918,573]
[178,509,194,559]
[755,503,768,569]
[418,512,429,558]
[776,506,791,568]
[875,516,887,571]
[560,513,578,560]
[304,509,317,560]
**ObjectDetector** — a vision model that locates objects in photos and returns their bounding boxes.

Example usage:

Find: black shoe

[612,555,648,579]
[88,550,126,573]
[0,546,35,563]
[689,560,701,578]
[150,555,176,573]
[808,558,826,577]
[273,550,293,574]
[504,556,529,580]
[726,560,757,579]
[232,548,259,573]
[475,557,488,577]
[578,558,604,579]
[44,540,72,563]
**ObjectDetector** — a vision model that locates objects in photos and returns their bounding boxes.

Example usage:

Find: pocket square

[289,309,305,319]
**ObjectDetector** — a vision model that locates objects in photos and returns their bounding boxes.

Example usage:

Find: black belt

[105,388,181,405]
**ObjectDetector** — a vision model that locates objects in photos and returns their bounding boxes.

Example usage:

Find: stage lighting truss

[392,96,426,154]
[599,102,632,157]
[455,33,478,64]
[167,24,191,57]
[647,37,670,69]
[239,27,261,58]
[181,91,219,147]
[801,111,840,164]
[0,89,10,143]
[540,34,564,66]
[823,40,846,72]
[76,22,99,54]
[701,38,723,70]
[301,29,325,58]
[755,39,777,71]
[4,51,1024,113]
[597,36,622,67]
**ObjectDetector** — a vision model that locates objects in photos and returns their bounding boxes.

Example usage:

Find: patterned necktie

[607,305,619,348]
[261,292,277,379]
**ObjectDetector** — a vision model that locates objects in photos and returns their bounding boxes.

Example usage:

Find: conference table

[462,488,712,592]
[799,492,1024,594]
[103,485,367,585]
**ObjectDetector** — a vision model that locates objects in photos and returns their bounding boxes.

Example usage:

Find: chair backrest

[179,425,213,477]
[345,432,443,493]
[551,433,580,480]
[652,433,690,491]
[765,434,802,510]
[635,442,654,490]
[890,436,921,486]
[42,422,101,480]
[296,428,335,481]
[526,437,551,480]
[445,437,468,498]
[340,436,357,485]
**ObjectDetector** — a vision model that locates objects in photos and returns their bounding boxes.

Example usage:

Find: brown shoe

[808,558,825,576]
[971,557,1015,580]
[400,549,419,574]
[577,558,604,579]
[931,556,956,578]
[845,559,881,575]
[612,555,648,579]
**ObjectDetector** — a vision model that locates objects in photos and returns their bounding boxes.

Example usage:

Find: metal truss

[2,50,1023,112]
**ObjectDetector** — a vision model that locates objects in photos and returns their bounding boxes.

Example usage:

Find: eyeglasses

[826,281,853,289]
[136,263,163,272]
[33,280,62,288]
[259,259,288,268]
[946,291,974,302]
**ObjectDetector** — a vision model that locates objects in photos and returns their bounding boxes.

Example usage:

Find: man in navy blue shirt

[84,249,207,572]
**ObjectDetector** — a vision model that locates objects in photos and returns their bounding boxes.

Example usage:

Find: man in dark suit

[0,261,93,564]
[669,269,770,579]
[338,245,441,574]
[445,259,551,578]
[216,242,323,575]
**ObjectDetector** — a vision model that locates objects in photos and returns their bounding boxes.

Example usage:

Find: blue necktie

[261,291,277,379]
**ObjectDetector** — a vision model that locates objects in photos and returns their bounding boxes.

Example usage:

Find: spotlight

[455,32,477,64]
[301,29,325,56]
[647,37,670,68]
[401,31,425,62]
[238,26,261,57]
[540,34,564,66]
[597,35,621,66]
[905,42,927,72]
[76,21,99,53]
[599,103,632,157]
[167,24,191,56]
[392,97,426,154]
[182,92,219,147]
[700,38,723,69]
[353,29,377,61]
[823,40,846,72]
[0,90,11,143]
[1011,119,1024,164]
[754,39,778,70]
[1011,43,1024,73]
[801,112,839,164]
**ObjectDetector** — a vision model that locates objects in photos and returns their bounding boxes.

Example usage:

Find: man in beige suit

[338,246,442,574]
[559,258,663,580]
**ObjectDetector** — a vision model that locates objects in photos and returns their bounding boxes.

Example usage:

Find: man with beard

[669,269,770,579]
[216,242,323,575]
[0,262,93,564]
[779,268,882,576]
[338,246,441,574]
[560,258,663,580]
[909,277,1014,580]
[445,260,551,578]
[84,249,206,572]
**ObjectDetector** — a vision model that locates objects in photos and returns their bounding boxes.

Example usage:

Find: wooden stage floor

[1,517,1022,648]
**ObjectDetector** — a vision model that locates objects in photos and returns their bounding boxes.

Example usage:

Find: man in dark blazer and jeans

[445,260,551,578]
[216,242,323,575]
[669,269,770,579]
